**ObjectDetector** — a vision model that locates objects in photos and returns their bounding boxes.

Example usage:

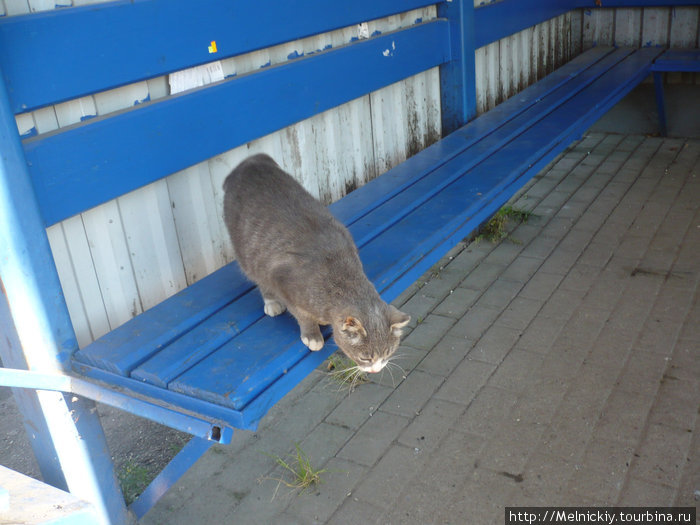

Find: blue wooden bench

[0,1,675,523]
[651,49,700,136]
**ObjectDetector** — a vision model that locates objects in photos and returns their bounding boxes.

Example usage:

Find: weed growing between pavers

[261,443,329,499]
[475,205,533,244]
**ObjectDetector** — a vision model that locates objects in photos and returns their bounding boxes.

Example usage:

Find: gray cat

[223,154,410,373]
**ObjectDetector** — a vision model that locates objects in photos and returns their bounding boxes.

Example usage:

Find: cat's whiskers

[381,354,407,387]
[328,361,368,392]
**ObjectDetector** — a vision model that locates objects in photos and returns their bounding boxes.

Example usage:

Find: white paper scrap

[169,61,225,95]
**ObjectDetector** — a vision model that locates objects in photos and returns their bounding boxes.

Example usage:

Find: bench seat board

[651,49,700,72]
[73,46,661,431]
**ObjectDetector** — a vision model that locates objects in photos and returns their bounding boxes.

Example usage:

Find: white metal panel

[669,8,700,47]
[81,201,143,329]
[582,9,615,48]
[3,0,30,16]
[642,8,671,47]
[614,9,643,47]
[46,224,95,348]
[475,13,573,115]
[167,163,229,285]
[118,180,188,311]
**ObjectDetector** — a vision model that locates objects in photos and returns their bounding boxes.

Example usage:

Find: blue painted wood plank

[363,48,662,296]
[0,0,435,114]
[168,313,325,409]
[652,49,700,72]
[24,21,450,226]
[73,264,251,375]
[130,290,263,387]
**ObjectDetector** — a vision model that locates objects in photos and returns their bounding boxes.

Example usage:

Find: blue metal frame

[0,65,130,525]
[438,0,478,134]
[650,49,700,136]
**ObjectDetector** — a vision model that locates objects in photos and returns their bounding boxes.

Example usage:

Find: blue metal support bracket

[0,64,131,525]
[0,368,232,444]
[438,0,477,135]
[129,437,214,519]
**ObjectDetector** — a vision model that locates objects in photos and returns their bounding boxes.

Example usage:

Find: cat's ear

[341,316,367,343]
[388,305,410,337]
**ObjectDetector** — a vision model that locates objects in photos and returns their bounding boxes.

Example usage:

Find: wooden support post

[438,0,477,135]
[0,67,132,525]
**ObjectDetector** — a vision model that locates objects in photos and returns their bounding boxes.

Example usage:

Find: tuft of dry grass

[262,443,329,498]
[325,352,369,392]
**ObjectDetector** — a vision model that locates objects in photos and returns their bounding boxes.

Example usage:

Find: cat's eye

[357,357,372,364]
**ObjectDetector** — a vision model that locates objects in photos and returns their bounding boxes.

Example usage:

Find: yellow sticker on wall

[208,41,218,54]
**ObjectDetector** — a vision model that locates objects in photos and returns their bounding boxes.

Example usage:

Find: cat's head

[332,304,410,373]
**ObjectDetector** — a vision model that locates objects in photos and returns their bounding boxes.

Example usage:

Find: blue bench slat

[0,0,435,114]
[130,290,263,387]
[97,47,623,389]
[651,49,700,72]
[73,264,251,375]
[163,48,660,413]
[168,313,318,409]
[24,21,450,227]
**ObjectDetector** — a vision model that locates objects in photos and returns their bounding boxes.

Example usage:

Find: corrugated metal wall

[5,1,699,347]
[474,10,574,114]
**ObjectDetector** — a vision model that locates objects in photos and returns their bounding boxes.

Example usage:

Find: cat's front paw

[301,334,324,351]
[264,298,286,317]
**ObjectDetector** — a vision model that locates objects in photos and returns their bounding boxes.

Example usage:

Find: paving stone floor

[141,132,699,524]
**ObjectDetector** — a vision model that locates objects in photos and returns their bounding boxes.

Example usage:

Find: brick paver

[144,133,699,525]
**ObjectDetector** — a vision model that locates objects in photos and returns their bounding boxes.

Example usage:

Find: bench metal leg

[0,67,132,525]
[653,71,668,137]
[129,437,214,519]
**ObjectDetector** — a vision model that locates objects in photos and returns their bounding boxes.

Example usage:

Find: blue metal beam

[0,64,130,525]
[129,438,213,519]
[0,368,232,443]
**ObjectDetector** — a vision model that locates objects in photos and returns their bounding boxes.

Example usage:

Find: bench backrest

[1,0,451,227]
